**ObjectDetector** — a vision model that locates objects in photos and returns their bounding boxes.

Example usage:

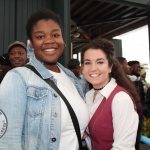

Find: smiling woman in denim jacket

[0,8,90,150]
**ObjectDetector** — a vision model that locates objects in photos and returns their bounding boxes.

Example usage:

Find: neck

[93,78,111,91]
[44,62,57,66]
[44,62,60,73]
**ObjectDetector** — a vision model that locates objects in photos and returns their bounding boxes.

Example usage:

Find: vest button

[52,137,56,142]
[54,94,57,97]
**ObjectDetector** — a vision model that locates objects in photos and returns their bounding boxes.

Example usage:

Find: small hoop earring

[64,43,66,47]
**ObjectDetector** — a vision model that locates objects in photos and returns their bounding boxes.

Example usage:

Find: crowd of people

[0,7,150,150]
[117,57,150,149]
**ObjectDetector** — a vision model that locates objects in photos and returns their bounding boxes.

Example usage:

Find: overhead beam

[104,19,147,39]
[100,17,147,38]
[77,15,147,27]
[95,0,150,10]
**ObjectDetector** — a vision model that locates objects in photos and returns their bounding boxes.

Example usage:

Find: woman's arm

[112,91,138,150]
[0,70,27,150]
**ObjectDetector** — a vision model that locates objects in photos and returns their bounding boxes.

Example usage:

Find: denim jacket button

[35,91,38,97]
[54,94,57,97]
[52,137,56,142]
[53,112,58,117]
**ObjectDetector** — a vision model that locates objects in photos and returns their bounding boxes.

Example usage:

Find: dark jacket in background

[0,72,7,83]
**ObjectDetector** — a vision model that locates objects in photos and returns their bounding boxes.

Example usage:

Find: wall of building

[111,39,122,57]
[0,0,51,55]
[0,0,70,66]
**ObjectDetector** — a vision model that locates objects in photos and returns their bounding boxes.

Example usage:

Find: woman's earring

[64,43,66,47]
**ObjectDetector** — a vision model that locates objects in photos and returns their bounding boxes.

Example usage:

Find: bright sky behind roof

[114,25,149,66]
[114,25,150,81]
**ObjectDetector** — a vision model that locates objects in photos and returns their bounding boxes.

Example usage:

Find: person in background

[117,57,131,75]
[0,53,11,73]
[117,57,143,150]
[0,8,89,150]
[68,58,90,96]
[0,41,27,84]
[128,61,145,106]
[139,68,150,139]
[0,53,11,83]
[140,67,150,94]
[81,38,140,150]
[7,41,27,68]
[127,60,145,150]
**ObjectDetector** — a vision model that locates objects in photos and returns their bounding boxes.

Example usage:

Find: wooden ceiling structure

[71,0,150,53]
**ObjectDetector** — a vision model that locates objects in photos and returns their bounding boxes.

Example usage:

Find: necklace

[93,78,111,90]
[93,87,104,90]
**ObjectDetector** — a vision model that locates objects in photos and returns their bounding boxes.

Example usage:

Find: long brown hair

[81,38,141,109]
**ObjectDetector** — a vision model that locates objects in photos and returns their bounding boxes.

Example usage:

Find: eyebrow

[84,58,105,61]
[34,29,61,34]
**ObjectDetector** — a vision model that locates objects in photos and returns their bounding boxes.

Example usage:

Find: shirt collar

[98,78,117,99]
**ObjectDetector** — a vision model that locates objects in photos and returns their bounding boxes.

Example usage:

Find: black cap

[67,59,80,67]
[0,53,11,65]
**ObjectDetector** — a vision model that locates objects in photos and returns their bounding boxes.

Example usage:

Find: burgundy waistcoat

[88,85,134,150]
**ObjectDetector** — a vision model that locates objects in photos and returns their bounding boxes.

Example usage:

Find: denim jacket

[0,56,84,150]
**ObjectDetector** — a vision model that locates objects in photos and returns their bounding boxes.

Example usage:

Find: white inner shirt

[50,67,90,150]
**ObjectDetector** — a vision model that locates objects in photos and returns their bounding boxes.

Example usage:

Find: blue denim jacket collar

[29,56,77,81]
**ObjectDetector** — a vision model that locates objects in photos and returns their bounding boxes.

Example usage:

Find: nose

[91,63,97,71]
[44,36,55,44]
[13,53,20,57]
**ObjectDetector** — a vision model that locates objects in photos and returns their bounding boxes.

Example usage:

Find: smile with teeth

[13,60,21,63]
[90,74,100,77]
[44,48,56,52]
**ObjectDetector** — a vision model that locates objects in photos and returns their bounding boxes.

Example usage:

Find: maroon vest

[88,85,134,150]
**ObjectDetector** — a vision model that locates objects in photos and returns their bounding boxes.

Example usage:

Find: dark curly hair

[26,8,63,40]
[81,38,141,109]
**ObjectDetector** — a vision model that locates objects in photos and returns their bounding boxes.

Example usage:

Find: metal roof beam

[77,15,147,27]
[95,0,150,9]
[100,17,147,37]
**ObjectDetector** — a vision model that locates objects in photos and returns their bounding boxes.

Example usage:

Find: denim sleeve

[0,71,27,150]
[85,82,90,94]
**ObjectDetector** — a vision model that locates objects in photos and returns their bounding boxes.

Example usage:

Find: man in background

[0,53,11,73]
[128,60,145,150]
[67,59,90,96]
[0,41,27,83]
[0,53,12,83]
[117,57,144,150]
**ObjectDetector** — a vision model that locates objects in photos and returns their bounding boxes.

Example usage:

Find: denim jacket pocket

[27,87,48,118]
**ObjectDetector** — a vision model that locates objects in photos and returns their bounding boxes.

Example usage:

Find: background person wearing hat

[0,41,27,84]
[67,59,90,96]
[7,41,27,68]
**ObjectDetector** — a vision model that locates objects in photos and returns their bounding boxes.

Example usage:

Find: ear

[109,64,113,73]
